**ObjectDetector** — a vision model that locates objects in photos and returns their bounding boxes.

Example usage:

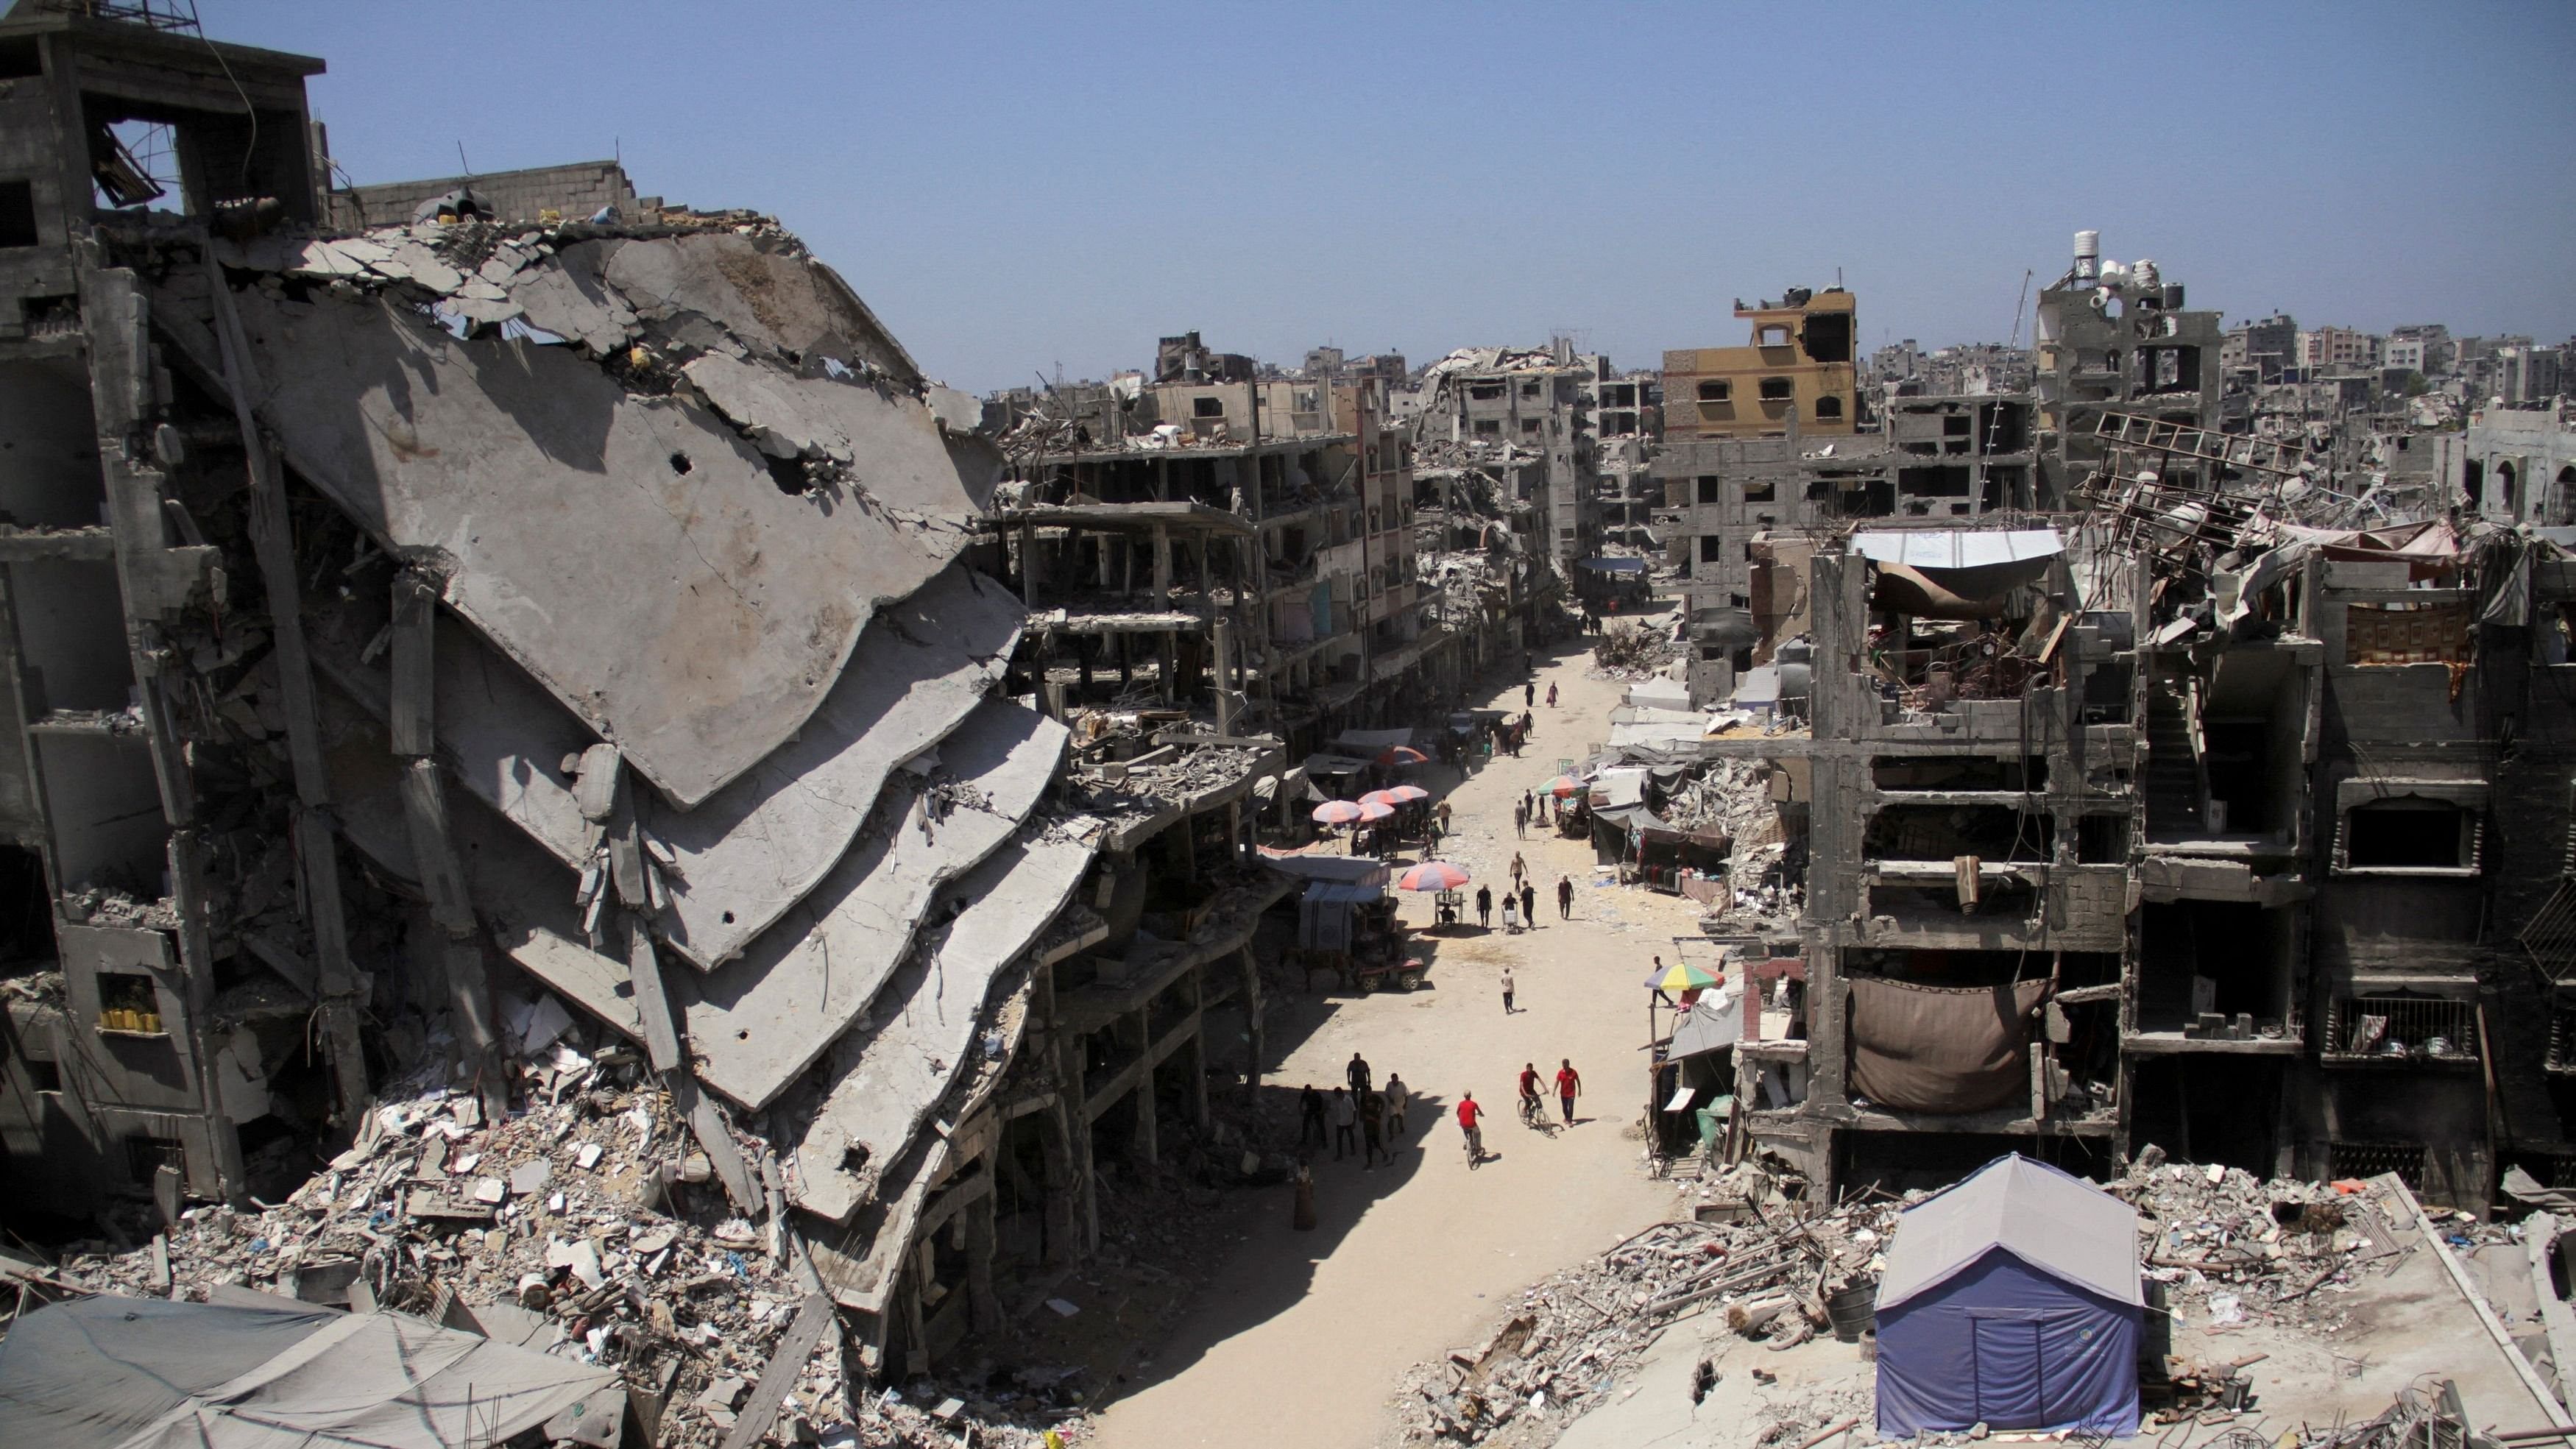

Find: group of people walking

[1297,1051,1409,1170]
[1473,857,1574,935]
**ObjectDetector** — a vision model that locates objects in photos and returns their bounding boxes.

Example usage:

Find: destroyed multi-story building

[989,358,1448,750]
[1652,286,2039,702]
[1404,341,1603,579]
[0,3,1318,1393]
[1696,380,2576,1212]
[2031,232,2223,499]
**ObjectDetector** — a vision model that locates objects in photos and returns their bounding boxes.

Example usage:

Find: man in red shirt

[1517,1062,1543,1123]
[1456,1093,1485,1163]
[1554,1059,1583,1125]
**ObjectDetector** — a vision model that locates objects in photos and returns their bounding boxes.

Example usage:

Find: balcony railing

[2319,995,2479,1067]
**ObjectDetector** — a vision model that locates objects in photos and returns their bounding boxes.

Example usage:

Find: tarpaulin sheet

[1847,976,2050,1114]
[0,1295,615,1449]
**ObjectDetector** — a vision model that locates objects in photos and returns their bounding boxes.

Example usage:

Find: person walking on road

[1547,682,1558,709]
[1384,1074,1409,1136]
[1513,798,1527,838]
[1360,1090,1387,1169]
[1519,881,1537,929]
[1557,874,1574,919]
[1524,681,1535,708]
[1499,967,1516,1014]
[1347,1050,1373,1099]
[1331,1087,1357,1161]
[1476,885,1493,929]
[1510,852,1528,890]
[1457,1093,1486,1164]
[1554,1059,1583,1124]
[1500,894,1518,935]
[1436,800,1451,832]
[1298,1083,1326,1148]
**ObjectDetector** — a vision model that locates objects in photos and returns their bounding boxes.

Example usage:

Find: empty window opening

[1943,415,1974,437]
[1758,325,1789,347]
[1841,947,2048,988]
[1696,475,1722,504]
[1897,466,1972,498]
[1698,534,1724,563]
[1864,803,2051,862]
[1871,756,2047,792]
[1697,379,1731,403]
[90,118,178,210]
[2343,798,2474,870]
[1868,875,2039,921]
[1743,481,1776,503]
[96,971,163,1033]
[1814,396,1844,420]
[24,1057,60,1093]
[2202,722,2278,834]
[0,180,36,248]
[1520,380,1541,398]
[2076,814,2129,863]
[1468,383,1503,401]
[1191,396,1225,418]
[1472,419,1501,437]
[2137,900,2295,1037]
[124,1133,185,1185]
[0,36,42,79]
[2144,347,2202,394]
[0,846,49,966]
[1800,311,1853,364]
[1758,377,1794,402]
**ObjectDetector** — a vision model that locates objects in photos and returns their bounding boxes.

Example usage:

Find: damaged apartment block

[0,0,1300,1398]
[1689,231,2576,1216]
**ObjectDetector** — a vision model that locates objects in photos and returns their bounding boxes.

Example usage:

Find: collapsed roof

[142,209,1102,1246]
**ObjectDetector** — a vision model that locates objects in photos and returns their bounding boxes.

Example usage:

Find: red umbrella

[1396,860,1471,892]
[1312,801,1366,825]
[1377,745,1430,766]
[1546,774,1585,798]
[1386,784,1431,802]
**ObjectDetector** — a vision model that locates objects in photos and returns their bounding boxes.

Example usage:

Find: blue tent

[1874,1154,2142,1437]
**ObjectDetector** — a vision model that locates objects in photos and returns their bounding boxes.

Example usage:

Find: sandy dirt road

[1088,628,1699,1448]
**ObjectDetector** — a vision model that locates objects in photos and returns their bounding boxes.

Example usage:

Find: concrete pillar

[1019,522,1039,606]
[1239,946,1265,1101]
[1134,1062,1159,1168]
[1054,1029,1097,1255]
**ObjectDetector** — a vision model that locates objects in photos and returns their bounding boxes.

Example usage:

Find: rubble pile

[2105,1149,2446,1341]
[1590,625,1682,680]
[1662,759,1780,846]
[1393,1166,1893,1445]
[61,1018,1087,1449]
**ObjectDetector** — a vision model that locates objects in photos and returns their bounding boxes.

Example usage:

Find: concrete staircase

[2144,682,2204,839]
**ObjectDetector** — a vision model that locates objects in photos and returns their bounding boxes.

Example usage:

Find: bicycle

[1463,1124,1486,1166]
[1519,1094,1559,1137]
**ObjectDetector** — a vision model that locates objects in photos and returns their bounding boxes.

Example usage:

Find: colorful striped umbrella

[1354,799,1395,822]
[1545,775,1585,799]
[1359,790,1406,808]
[1312,801,1366,825]
[1377,745,1430,766]
[1651,960,1721,993]
[1386,784,1432,802]
[1395,860,1471,892]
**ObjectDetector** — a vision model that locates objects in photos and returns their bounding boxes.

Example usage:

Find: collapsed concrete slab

[307,564,1025,966]
[787,827,1101,1224]
[167,238,998,807]
[673,699,1068,1110]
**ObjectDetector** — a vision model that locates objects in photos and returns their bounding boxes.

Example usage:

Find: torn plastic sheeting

[789,828,1100,1224]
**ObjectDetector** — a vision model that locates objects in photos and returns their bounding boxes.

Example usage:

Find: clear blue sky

[206,0,2575,393]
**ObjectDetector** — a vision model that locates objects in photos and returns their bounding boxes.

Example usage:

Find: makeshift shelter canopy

[0,1294,616,1449]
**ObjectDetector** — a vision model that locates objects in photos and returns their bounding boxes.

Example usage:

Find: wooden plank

[718,1294,836,1449]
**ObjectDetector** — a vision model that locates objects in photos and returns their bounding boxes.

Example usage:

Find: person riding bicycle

[1457,1092,1485,1163]
[1518,1062,1545,1124]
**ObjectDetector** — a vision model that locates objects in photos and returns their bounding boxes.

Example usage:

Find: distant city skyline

[203,0,2576,393]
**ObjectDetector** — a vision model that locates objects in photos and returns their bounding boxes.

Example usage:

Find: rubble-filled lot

[47,1019,1099,1449]
[1394,1151,2569,1448]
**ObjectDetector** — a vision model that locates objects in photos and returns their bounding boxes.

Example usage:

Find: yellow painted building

[1663,288,1859,439]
